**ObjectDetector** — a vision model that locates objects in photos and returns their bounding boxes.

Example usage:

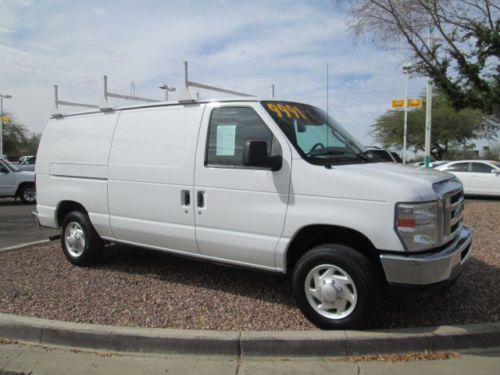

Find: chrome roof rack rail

[99,75,161,111]
[52,85,98,118]
[178,61,254,103]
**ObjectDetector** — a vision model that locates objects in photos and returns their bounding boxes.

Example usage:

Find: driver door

[193,103,292,270]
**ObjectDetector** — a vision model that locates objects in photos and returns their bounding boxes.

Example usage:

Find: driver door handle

[197,191,205,209]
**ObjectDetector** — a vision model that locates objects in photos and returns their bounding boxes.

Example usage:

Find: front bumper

[379,225,472,285]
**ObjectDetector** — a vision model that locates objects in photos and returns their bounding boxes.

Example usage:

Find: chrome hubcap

[64,222,86,257]
[304,264,358,320]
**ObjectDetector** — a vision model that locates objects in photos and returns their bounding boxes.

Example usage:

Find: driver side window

[205,107,281,168]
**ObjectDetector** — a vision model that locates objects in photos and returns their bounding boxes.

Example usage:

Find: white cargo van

[34,99,472,329]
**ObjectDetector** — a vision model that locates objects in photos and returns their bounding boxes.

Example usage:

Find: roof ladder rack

[99,75,160,111]
[52,85,98,118]
[178,61,254,103]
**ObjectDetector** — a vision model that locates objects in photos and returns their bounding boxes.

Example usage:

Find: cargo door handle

[181,190,191,208]
[197,191,205,209]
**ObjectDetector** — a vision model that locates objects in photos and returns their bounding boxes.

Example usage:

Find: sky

[0,0,429,146]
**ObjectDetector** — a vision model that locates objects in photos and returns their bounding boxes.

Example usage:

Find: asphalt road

[0,198,58,250]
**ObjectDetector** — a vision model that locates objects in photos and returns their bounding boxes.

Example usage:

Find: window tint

[471,162,493,173]
[446,163,469,172]
[206,107,280,167]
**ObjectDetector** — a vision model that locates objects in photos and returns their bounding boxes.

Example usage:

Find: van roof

[53,97,269,119]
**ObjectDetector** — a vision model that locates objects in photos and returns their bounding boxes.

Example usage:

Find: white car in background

[435,160,500,197]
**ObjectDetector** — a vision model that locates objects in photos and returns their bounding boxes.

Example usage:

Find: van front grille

[443,188,464,244]
[433,179,464,246]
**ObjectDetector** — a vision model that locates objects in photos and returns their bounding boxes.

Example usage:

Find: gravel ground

[0,200,498,331]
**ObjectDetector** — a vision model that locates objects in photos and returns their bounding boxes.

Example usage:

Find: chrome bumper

[380,226,472,285]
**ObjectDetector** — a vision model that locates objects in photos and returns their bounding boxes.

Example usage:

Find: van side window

[206,107,281,167]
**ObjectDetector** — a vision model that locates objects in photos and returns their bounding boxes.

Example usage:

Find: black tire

[18,183,37,204]
[292,244,378,329]
[61,210,103,266]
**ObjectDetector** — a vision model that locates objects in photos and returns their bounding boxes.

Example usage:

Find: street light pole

[159,84,176,101]
[402,64,412,164]
[0,94,12,157]
[424,18,434,168]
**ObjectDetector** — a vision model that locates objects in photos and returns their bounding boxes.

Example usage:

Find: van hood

[339,162,455,201]
[292,160,456,203]
[352,162,452,185]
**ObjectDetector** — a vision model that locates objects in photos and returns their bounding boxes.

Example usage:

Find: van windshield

[262,101,378,165]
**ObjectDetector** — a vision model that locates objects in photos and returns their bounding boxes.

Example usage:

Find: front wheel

[61,211,104,266]
[292,244,378,329]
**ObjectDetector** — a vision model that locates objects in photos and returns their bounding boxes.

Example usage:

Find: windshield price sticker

[266,103,307,120]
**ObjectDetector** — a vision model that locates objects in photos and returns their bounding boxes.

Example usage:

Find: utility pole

[0,93,12,157]
[159,84,176,101]
[402,63,412,164]
[424,18,434,168]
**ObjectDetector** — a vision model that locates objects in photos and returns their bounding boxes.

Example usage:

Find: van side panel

[108,105,204,254]
[35,113,120,235]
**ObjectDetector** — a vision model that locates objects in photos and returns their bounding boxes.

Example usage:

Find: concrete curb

[0,239,49,253]
[1,314,499,356]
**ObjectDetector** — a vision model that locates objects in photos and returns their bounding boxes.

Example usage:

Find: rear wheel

[61,210,103,266]
[292,244,378,329]
[18,184,36,204]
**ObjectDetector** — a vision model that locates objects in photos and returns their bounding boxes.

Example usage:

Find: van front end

[381,178,472,289]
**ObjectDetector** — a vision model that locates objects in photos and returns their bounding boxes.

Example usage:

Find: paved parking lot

[0,198,58,250]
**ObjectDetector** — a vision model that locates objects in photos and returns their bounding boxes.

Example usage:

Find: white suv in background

[435,160,500,196]
[0,157,37,203]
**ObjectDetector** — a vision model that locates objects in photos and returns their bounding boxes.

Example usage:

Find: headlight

[395,201,439,252]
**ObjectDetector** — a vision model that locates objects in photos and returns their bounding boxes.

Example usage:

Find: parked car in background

[416,160,449,169]
[390,152,403,163]
[0,157,37,203]
[18,155,35,164]
[16,156,36,171]
[435,160,500,196]
[365,147,400,162]
[429,160,449,168]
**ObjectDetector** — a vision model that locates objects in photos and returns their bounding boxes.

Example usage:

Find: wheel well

[15,182,34,196]
[56,201,87,226]
[285,225,384,277]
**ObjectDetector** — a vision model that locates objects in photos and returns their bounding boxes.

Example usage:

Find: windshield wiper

[311,150,370,162]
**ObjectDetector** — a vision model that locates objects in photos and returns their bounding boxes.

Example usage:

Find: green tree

[372,92,498,160]
[343,0,500,120]
[2,114,41,157]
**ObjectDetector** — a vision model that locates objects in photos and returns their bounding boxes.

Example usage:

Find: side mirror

[0,166,9,174]
[243,140,282,171]
[297,123,306,133]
